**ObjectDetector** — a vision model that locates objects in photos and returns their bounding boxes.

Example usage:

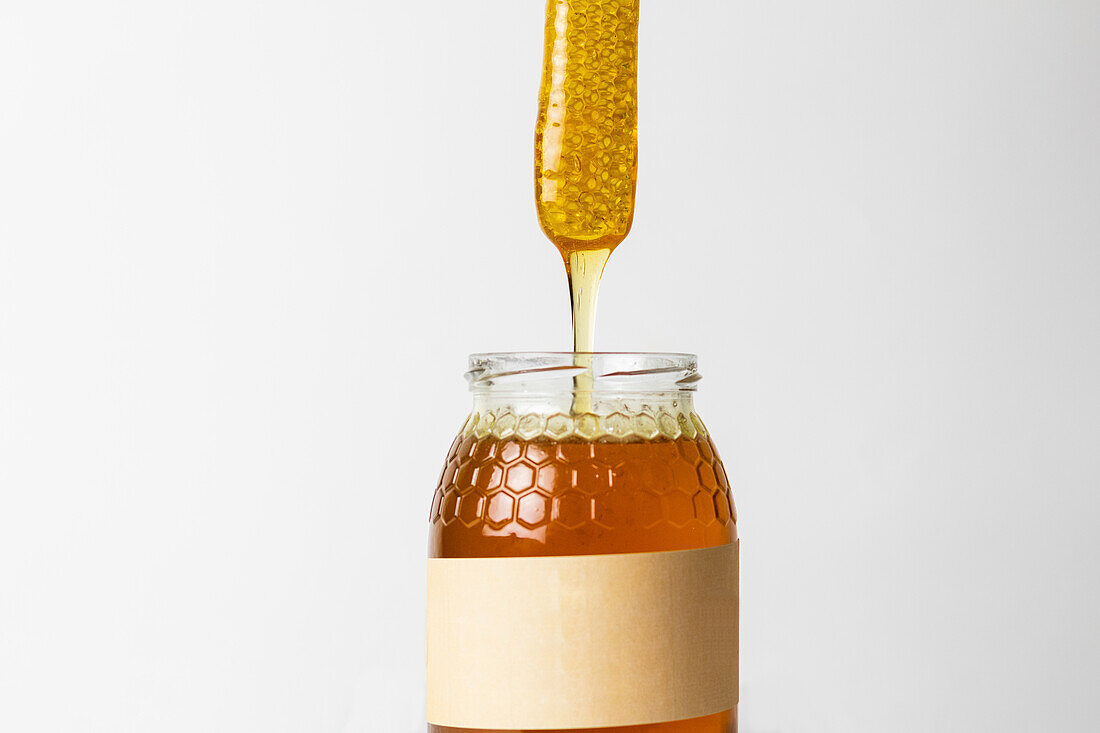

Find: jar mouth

[466,352,700,393]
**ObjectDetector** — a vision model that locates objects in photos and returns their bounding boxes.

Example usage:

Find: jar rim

[469,351,697,360]
[466,352,700,393]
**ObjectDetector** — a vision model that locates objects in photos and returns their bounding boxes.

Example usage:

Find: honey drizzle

[565,248,609,412]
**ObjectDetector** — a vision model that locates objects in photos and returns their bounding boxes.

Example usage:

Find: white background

[2,1,1098,731]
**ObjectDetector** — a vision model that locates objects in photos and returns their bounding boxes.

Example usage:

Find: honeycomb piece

[535,0,639,255]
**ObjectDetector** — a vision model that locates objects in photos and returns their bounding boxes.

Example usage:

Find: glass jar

[427,353,738,733]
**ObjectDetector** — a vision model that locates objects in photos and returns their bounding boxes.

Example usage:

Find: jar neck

[471,390,695,417]
[462,353,706,442]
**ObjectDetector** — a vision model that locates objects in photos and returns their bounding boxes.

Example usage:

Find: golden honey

[535,0,639,255]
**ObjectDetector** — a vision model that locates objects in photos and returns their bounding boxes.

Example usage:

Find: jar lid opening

[466,352,700,394]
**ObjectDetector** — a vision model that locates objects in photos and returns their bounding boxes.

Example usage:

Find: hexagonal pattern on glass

[440,493,459,526]
[663,491,695,528]
[505,463,536,492]
[572,462,613,495]
[474,465,503,492]
[517,492,551,529]
[524,442,554,466]
[430,430,736,535]
[485,493,515,528]
[592,488,633,530]
[634,490,664,530]
[693,490,716,524]
[553,492,590,530]
[697,463,718,491]
[498,440,523,465]
[457,494,483,528]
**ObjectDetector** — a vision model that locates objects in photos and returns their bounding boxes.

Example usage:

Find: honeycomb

[535,0,639,254]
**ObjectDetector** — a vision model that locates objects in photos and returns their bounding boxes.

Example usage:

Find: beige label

[427,542,738,730]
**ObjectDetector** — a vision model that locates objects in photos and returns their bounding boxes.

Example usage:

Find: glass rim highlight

[466,352,701,394]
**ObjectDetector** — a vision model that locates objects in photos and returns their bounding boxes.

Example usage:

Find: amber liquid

[428,432,738,733]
